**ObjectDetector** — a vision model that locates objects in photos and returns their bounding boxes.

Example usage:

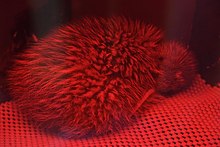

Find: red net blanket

[0,75,219,146]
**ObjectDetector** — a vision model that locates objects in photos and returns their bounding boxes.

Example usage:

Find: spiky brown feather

[7,17,163,138]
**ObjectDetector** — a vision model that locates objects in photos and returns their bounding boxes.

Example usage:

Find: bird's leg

[132,88,155,115]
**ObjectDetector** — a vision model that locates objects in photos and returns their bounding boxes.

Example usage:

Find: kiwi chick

[6,17,197,138]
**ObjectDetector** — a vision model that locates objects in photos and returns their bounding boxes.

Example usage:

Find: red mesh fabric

[0,75,220,146]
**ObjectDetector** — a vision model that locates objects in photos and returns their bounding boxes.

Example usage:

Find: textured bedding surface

[0,75,219,147]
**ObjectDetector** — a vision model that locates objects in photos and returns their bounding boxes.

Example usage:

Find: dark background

[0,0,219,102]
[189,0,220,85]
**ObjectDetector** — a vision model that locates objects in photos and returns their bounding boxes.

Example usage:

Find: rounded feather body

[7,17,163,138]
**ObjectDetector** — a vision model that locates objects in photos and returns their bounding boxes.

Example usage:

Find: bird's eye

[159,56,164,61]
